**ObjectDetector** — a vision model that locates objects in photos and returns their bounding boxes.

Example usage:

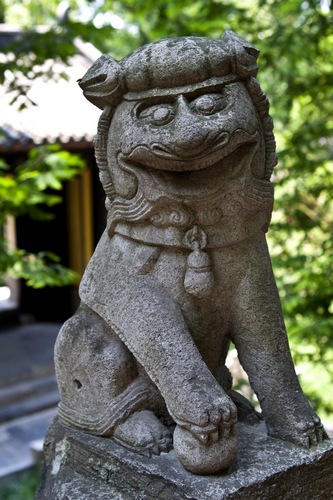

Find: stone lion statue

[54,32,327,474]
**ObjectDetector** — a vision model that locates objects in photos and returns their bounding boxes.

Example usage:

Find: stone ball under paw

[173,425,237,475]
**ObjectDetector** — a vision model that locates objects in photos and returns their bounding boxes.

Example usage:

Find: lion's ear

[221,31,259,78]
[78,54,125,110]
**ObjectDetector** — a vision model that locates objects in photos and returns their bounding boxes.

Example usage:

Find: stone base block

[36,417,333,499]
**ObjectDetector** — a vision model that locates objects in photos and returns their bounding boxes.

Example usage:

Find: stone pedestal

[36,417,333,500]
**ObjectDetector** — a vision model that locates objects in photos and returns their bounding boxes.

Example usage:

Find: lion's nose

[174,96,209,151]
[177,125,209,150]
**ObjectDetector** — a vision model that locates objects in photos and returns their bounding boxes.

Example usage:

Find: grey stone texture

[51,31,328,478]
[36,417,333,499]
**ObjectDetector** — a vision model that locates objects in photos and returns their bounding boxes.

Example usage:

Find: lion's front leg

[81,233,237,472]
[231,234,327,447]
[135,319,238,474]
[111,289,238,473]
[107,274,237,461]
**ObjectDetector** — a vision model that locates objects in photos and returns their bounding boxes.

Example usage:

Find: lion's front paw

[187,396,237,445]
[170,380,238,444]
[268,407,328,448]
[169,380,238,474]
[287,416,328,447]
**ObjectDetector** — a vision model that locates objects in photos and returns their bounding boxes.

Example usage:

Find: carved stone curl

[54,32,327,475]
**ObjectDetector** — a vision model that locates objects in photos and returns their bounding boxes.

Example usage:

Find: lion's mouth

[125,129,260,172]
[146,141,260,199]
[150,130,230,160]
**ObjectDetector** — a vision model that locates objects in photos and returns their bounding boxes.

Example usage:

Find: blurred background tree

[1,0,332,420]
[0,146,85,288]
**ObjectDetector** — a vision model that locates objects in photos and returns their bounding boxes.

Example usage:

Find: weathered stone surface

[51,31,328,477]
[36,417,333,500]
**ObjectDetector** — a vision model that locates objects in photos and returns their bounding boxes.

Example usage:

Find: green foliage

[270,158,333,419]
[256,1,333,419]
[0,465,41,500]
[0,145,85,287]
[0,246,79,288]
[1,0,332,416]
[0,145,84,223]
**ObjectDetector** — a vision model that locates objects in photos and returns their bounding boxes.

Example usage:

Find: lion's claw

[197,433,209,444]
[268,409,329,449]
[171,388,237,445]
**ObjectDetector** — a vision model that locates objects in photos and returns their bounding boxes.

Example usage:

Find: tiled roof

[0,25,101,152]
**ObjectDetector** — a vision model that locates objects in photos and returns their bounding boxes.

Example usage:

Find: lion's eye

[191,94,227,115]
[139,104,175,125]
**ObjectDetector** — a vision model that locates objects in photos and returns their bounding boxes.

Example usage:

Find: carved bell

[183,225,214,298]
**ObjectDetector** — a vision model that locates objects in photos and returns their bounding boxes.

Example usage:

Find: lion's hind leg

[55,304,172,455]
